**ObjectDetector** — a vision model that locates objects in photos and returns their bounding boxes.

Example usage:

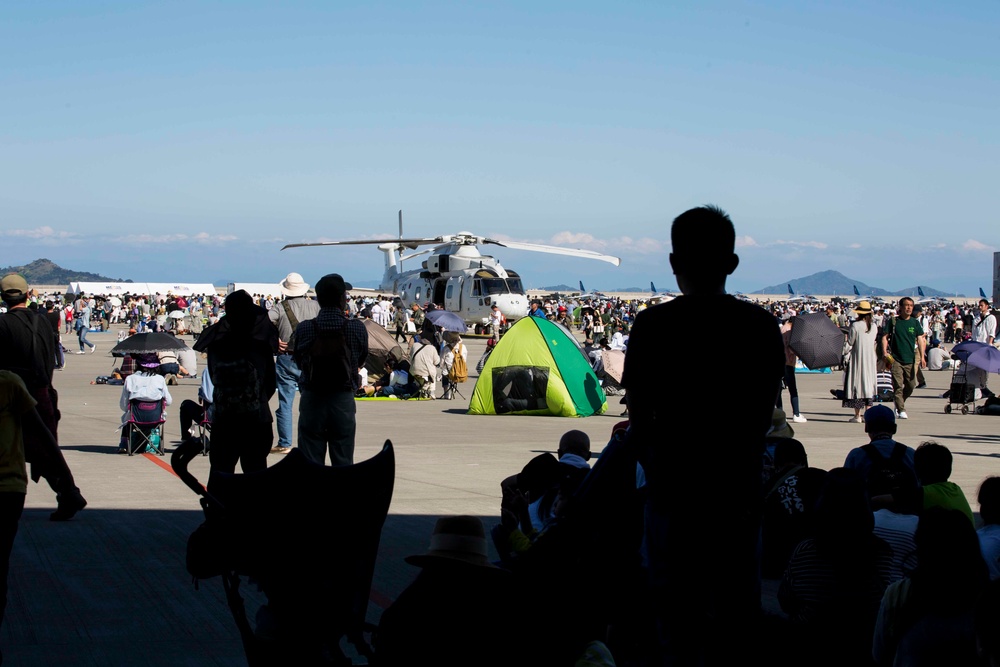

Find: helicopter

[282,211,621,332]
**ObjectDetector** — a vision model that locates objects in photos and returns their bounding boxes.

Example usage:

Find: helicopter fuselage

[380,242,528,327]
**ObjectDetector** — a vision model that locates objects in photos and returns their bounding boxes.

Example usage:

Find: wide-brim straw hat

[854,300,873,315]
[405,515,497,569]
[280,272,310,298]
[768,408,794,439]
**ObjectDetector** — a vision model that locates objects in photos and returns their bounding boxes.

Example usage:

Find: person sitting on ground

[118,354,172,453]
[872,508,989,667]
[156,349,188,382]
[112,352,137,381]
[976,477,1000,581]
[926,339,952,371]
[842,405,917,497]
[497,463,590,557]
[761,438,827,578]
[869,458,922,584]
[375,516,526,667]
[409,334,440,398]
[779,468,895,664]
[905,441,974,525]
[376,360,417,397]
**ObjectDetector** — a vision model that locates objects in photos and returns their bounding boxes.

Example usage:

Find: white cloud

[114,232,239,245]
[930,243,947,249]
[735,235,758,248]
[848,243,862,249]
[2,226,82,244]
[774,239,829,249]
[962,239,995,252]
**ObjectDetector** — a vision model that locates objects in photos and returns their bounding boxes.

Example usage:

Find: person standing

[293,274,368,467]
[268,272,320,455]
[622,206,784,665]
[75,294,96,354]
[882,297,926,420]
[777,317,807,423]
[974,298,996,345]
[43,300,65,371]
[488,304,503,340]
[0,275,86,521]
[194,290,277,475]
[842,301,878,422]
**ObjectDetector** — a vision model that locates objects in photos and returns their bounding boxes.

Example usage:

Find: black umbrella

[110,332,191,358]
[788,312,845,370]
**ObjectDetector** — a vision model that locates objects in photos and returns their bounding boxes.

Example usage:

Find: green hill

[0,259,131,285]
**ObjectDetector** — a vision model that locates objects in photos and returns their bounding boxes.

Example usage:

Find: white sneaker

[897,410,908,419]
[76,351,86,355]
[792,414,807,423]
[90,344,97,354]
[848,416,862,423]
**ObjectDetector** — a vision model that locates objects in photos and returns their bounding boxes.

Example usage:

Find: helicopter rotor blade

[282,237,443,251]
[481,238,621,267]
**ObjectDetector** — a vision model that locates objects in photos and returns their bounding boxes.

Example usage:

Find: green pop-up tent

[468,316,607,417]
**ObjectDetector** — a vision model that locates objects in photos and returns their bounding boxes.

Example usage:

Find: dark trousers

[208,418,273,476]
[0,493,25,630]
[24,386,80,503]
[179,400,207,438]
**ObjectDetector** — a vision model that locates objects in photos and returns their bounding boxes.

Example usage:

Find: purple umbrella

[966,345,1000,374]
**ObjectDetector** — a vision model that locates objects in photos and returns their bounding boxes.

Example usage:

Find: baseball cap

[864,405,895,429]
[1,274,28,297]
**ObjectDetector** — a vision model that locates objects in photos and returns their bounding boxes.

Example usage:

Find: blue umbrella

[966,345,1000,374]
[425,309,468,332]
[951,340,989,363]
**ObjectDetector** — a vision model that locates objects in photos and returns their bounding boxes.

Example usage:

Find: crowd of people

[2,203,1000,665]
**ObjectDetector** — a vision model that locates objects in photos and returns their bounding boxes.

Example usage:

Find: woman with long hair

[843,300,878,422]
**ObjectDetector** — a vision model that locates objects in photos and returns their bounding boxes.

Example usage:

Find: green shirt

[890,316,923,365]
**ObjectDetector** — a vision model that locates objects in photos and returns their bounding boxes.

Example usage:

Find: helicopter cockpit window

[481,278,510,295]
[492,366,549,414]
[505,277,524,294]
[471,280,482,297]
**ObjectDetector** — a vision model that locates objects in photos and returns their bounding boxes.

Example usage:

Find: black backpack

[212,357,263,419]
[862,443,916,497]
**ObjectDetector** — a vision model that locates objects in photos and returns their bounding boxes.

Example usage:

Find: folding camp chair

[195,409,211,456]
[172,439,396,665]
[125,399,166,456]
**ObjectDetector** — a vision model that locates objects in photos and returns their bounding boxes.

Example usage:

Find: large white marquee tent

[65,282,218,297]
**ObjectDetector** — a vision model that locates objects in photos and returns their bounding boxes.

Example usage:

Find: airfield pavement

[5,324,1000,665]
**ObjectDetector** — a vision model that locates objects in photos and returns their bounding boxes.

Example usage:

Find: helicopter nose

[495,295,526,320]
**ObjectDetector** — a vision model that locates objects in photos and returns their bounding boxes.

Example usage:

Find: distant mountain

[0,259,130,285]
[754,270,963,297]
[540,284,577,292]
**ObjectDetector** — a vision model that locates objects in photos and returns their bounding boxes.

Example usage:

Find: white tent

[144,283,217,297]
[66,282,219,297]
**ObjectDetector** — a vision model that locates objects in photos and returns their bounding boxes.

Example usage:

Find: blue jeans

[298,390,355,467]
[77,324,93,351]
[275,354,302,449]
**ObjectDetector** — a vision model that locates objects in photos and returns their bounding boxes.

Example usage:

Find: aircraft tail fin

[981,287,988,299]
[650,281,656,294]
[918,286,926,297]
[579,280,586,293]
[854,285,860,296]
[787,284,794,296]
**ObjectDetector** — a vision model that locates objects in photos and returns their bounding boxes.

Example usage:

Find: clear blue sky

[2,1,997,293]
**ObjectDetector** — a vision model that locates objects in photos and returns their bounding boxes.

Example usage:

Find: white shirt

[974,312,996,344]
[120,373,173,411]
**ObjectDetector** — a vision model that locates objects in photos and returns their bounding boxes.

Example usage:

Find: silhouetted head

[864,405,897,439]
[914,441,952,485]
[557,430,591,461]
[223,289,258,329]
[315,273,352,309]
[978,476,1000,526]
[669,205,739,294]
[773,438,808,468]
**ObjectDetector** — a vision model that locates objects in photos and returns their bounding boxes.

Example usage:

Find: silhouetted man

[0,274,86,520]
[622,206,783,665]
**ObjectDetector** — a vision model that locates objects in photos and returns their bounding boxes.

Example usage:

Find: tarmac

[6,325,1000,665]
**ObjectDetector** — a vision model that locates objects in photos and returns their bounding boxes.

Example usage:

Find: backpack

[448,344,468,384]
[862,443,916,497]
[212,357,263,419]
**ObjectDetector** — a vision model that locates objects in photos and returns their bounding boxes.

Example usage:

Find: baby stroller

[945,341,994,414]
[171,439,395,666]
